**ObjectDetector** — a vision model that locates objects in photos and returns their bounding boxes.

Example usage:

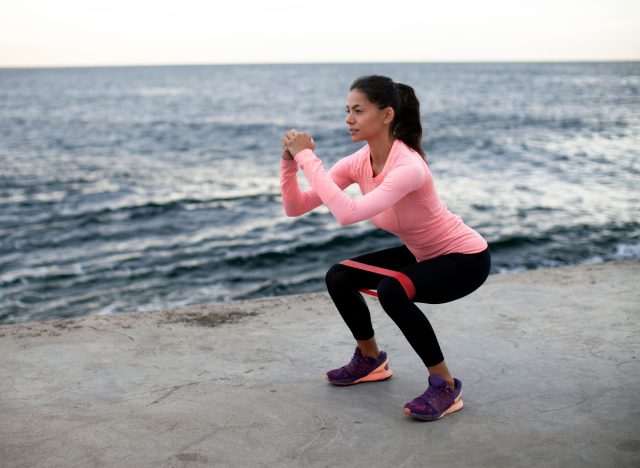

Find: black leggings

[325,245,491,367]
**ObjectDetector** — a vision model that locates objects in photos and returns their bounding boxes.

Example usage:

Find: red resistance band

[339,260,417,300]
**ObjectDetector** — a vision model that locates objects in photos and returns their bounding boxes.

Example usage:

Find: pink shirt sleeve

[280,156,353,217]
[293,149,425,226]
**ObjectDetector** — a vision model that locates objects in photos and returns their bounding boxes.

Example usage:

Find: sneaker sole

[403,395,463,421]
[326,359,393,386]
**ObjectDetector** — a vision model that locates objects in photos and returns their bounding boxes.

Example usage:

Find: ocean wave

[0,192,282,251]
[488,221,640,272]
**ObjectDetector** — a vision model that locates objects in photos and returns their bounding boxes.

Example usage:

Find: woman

[280,75,490,421]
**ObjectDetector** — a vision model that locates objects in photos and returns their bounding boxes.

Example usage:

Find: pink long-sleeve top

[280,139,487,261]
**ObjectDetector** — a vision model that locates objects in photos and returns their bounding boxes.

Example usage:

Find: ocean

[1,62,639,324]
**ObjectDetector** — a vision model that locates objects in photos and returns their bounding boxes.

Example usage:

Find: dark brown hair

[350,75,425,158]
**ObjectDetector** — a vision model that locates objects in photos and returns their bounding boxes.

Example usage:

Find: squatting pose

[280,75,490,421]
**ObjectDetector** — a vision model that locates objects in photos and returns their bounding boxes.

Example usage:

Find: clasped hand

[282,129,315,160]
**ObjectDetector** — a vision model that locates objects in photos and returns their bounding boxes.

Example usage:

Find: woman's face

[345,89,393,143]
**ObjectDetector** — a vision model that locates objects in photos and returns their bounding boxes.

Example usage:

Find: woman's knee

[376,277,411,312]
[325,263,348,289]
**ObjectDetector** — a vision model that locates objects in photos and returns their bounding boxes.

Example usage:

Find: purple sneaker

[326,347,393,385]
[403,375,463,421]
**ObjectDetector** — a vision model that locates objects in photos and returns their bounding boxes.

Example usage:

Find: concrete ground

[1,260,639,467]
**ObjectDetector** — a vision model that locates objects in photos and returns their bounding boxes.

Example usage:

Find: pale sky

[1,0,638,67]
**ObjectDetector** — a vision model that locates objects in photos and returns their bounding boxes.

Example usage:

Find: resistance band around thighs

[339,259,416,300]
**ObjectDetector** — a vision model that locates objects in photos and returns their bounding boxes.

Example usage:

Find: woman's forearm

[280,158,323,216]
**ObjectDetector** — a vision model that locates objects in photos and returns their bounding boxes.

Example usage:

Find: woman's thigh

[350,244,417,271]
[401,249,491,304]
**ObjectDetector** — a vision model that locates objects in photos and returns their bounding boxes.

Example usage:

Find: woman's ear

[383,106,395,125]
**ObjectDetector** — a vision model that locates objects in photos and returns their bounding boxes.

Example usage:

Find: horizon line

[1,58,639,70]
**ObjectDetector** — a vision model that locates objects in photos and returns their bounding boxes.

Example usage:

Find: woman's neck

[368,133,395,173]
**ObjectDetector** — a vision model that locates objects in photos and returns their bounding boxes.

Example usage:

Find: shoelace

[345,351,363,372]
[416,384,448,403]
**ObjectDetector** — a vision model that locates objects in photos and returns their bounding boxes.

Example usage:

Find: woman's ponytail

[350,75,426,159]
[392,83,425,158]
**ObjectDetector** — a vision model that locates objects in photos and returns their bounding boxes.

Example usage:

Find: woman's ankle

[356,338,380,358]
[427,361,455,389]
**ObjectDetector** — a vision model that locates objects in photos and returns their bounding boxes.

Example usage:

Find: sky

[0,0,638,67]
